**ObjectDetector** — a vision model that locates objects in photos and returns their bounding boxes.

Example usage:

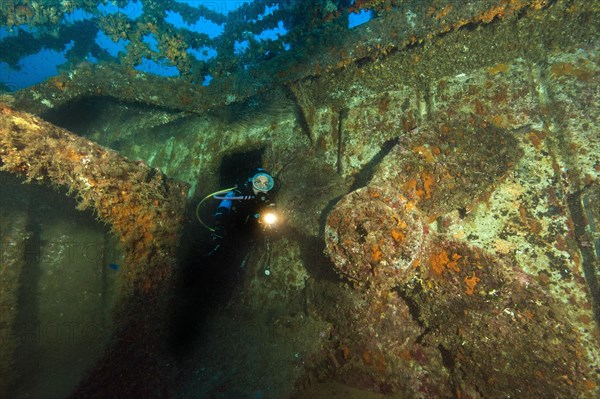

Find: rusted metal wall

[0,105,188,396]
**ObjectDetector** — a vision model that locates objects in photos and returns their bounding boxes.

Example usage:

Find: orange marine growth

[430,250,462,276]
[413,145,435,164]
[421,171,434,199]
[464,273,481,295]
[430,250,448,276]
[372,244,383,263]
[391,229,405,243]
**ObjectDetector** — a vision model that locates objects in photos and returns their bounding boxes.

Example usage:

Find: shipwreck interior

[1,1,599,398]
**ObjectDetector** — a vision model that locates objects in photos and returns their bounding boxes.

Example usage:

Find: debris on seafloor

[0,104,188,397]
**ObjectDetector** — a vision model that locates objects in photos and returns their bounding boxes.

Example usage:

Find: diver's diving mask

[251,172,275,192]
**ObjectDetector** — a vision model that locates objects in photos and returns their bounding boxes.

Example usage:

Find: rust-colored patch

[405,200,416,211]
[362,350,372,365]
[64,148,83,162]
[391,229,405,243]
[372,244,383,263]
[528,218,542,234]
[534,370,544,379]
[430,250,461,276]
[411,258,421,269]
[464,273,480,295]
[550,62,592,81]
[434,4,453,20]
[404,178,422,200]
[413,145,435,164]
[378,95,391,115]
[522,310,535,321]
[422,171,434,199]
[519,205,528,224]
[49,76,68,91]
[528,130,546,149]
[374,352,387,371]
[520,205,543,234]
[400,349,412,361]
[475,100,486,116]
[487,63,509,75]
[584,378,597,390]
[489,114,508,128]
[479,5,506,23]
[341,345,350,360]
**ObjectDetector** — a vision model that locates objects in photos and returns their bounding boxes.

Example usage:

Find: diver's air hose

[195,186,237,232]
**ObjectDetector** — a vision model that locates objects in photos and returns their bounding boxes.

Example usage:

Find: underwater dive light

[261,211,278,226]
[259,204,280,230]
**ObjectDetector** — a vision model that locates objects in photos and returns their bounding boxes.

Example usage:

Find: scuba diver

[172,169,279,356]
[196,168,280,258]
